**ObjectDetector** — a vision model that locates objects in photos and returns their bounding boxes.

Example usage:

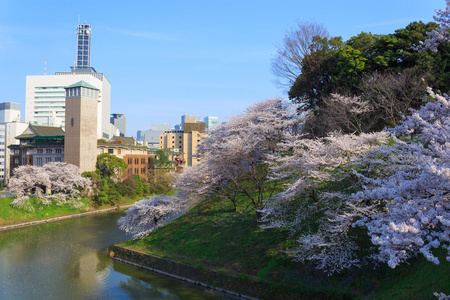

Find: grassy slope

[0,195,143,225]
[123,189,450,299]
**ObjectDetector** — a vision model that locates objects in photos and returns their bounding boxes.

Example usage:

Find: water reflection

[0,211,228,300]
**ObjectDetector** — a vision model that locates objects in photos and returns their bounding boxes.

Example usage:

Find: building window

[56,149,62,154]
[141,168,145,174]
[37,149,43,154]
[141,158,145,164]
[55,157,62,162]
[46,157,51,163]
[100,148,104,154]
[108,149,114,154]
[118,149,121,154]
[134,158,139,164]
[46,149,52,154]
[14,158,18,164]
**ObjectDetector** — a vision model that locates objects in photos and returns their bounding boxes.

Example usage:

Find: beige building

[159,119,207,166]
[64,81,99,173]
[97,139,183,180]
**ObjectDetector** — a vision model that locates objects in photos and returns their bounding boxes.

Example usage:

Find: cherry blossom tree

[192,98,304,211]
[8,165,51,195]
[117,194,184,238]
[352,88,450,268]
[417,0,450,51]
[119,98,305,237]
[9,162,92,211]
[260,130,389,272]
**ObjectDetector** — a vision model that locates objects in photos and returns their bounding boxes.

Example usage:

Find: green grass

[121,178,450,299]
[0,194,148,225]
[0,197,93,225]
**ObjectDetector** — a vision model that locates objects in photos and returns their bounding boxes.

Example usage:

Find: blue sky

[0,0,444,137]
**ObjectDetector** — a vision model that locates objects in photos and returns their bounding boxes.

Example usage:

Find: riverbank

[0,203,134,232]
[120,192,450,299]
[111,245,259,300]
[0,193,148,229]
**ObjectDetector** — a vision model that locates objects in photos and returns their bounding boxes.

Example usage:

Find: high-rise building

[25,24,113,139]
[110,113,126,137]
[75,24,92,70]
[0,102,28,184]
[181,115,202,130]
[204,116,219,130]
[0,102,20,123]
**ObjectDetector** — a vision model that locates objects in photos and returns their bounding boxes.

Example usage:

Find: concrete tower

[64,81,99,172]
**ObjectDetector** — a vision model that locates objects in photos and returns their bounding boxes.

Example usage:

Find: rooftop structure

[73,24,95,73]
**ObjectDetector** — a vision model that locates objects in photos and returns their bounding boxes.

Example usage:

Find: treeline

[274,21,450,136]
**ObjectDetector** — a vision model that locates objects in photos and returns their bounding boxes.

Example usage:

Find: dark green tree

[96,153,128,182]
[96,179,109,205]
[152,150,172,168]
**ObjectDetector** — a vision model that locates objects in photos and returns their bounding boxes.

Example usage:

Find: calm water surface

[0,211,228,300]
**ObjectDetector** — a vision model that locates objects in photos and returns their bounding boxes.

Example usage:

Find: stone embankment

[0,204,134,232]
[111,245,266,300]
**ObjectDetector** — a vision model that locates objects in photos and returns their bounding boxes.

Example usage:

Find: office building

[25,24,113,139]
[204,116,219,130]
[159,119,207,166]
[0,102,28,183]
[0,102,20,123]
[137,124,171,148]
[110,113,126,137]
[181,115,202,130]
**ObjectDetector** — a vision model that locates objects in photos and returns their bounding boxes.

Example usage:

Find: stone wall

[110,245,320,300]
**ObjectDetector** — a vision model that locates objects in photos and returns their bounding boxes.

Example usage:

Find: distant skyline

[0,0,444,136]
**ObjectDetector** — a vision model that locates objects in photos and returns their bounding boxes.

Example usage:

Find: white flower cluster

[8,162,91,211]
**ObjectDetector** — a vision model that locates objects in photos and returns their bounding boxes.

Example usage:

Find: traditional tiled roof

[65,80,99,90]
[16,124,65,139]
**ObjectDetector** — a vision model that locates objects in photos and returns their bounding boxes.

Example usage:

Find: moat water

[0,211,228,299]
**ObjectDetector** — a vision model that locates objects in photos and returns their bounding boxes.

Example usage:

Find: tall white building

[0,102,28,184]
[25,72,112,139]
[0,103,20,123]
[25,23,113,139]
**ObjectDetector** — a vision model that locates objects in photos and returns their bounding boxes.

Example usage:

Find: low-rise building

[9,125,183,182]
[9,125,65,173]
